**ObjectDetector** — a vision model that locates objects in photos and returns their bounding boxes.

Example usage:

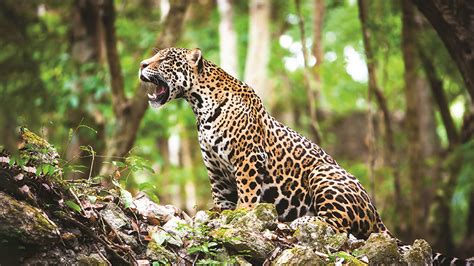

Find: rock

[194,210,211,224]
[354,233,403,264]
[273,245,325,265]
[132,194,177,224]
[162,216,189,247]
[332,251,366,266]
[99,203,130,230]
[292,218,347,253]
[0,191,59,245]
[226,203,278,232]
[146,241,178,263]
[77,253,110,266]
[347,234,365,250]
[118,231,139,249]
[212,226,276,261]
[402,239,432,265]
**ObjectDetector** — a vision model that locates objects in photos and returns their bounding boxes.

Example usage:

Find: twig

[61,215,131,265]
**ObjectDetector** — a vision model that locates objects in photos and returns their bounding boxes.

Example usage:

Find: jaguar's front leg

[234,152,267,209]
[206,168,238,210]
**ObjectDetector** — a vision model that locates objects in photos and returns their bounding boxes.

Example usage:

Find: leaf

[138,182,156,191]
[151,230,168,246]
[120,188,133,208]
[87,195,97,204]
[65,200,82,213]
[77,124,98,134]
[112,161,126,168]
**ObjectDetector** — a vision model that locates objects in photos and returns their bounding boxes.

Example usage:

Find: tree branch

[101,0,127,116]
[418,48,459,147]
[412,0,474,101]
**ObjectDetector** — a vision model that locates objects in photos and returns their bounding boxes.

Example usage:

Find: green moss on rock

[293,218,347,253]
[403,239,432,264]
[217,227,275,260]
[273,246,325,265]
[353,233,402,264]
[146,241,178,263]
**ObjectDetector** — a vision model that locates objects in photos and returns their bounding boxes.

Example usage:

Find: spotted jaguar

[139,47,471,265]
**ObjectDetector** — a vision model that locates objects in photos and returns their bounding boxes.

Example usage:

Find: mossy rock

[402,239,432,265]
[332,251,366,266]
[353,233,403,264]
[146,241,178,263]
[77,254,110,266]
[0,191,59,245]
[227,204,278,232]
[293,218,347,253]
[214,226,275,261]
[221,208,248,224]
[273,246,326,265]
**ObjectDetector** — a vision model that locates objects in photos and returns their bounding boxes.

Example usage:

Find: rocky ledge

[0,128,433,265]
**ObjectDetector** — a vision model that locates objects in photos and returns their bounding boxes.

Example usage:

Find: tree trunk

[312,0,324,83]
[418,48,459,147]
[401,0,425,239]
[412,0,474,102]
[357,0,407,233]
[244,0,271,100]
[217,0,239,77]
[99,0,190,176]
[294,0,323,144]
[68,0,107,178]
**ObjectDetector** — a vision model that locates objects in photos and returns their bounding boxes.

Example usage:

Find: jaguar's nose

[140,62,149,70]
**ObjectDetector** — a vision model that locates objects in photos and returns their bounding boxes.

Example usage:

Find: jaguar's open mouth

[141,74,170,105]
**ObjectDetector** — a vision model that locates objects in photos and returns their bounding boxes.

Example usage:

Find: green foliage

[450,140,474,242]
[65,200,82,213]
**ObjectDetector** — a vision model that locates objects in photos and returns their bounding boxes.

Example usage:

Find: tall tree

[67,0,107,177]
[217,0,239,77]
[244,0,271,100]
[295,0,322,144]
[100,0,190,175]
[401,0,426,239]
[412,0,474,102]
[312,0,324,91]
[357,0,406,232]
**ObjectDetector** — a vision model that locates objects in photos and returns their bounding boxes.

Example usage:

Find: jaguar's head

[139,47,203,108]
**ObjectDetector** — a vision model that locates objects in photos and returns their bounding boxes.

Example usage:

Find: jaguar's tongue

[147,86,166,100]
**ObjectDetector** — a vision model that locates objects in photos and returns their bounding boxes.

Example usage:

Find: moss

[221,208,248,224]
[77,254,109,266]
[205,210,219,220]
[293,218,346,253]
[333,251,365,266]
[252,203,277,222]
[273,246,325,265]
[0,192,58,245]
[353,233,402,264]
[146,241,177,262]
[403,239,432,264]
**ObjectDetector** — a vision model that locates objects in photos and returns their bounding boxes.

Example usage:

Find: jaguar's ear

[188,48,203,73]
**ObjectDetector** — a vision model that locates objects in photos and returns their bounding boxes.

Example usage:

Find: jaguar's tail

[432,253,474,266]
[397,241,473,266]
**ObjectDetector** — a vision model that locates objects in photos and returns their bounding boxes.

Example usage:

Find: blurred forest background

[0,0,473,257]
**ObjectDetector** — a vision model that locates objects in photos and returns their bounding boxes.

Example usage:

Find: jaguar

[139,47,471,265]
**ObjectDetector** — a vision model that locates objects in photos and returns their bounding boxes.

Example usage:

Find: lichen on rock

[353,233,403,264]
[273,245,325,265]
[292,217,348,253]
[403,239,432,265]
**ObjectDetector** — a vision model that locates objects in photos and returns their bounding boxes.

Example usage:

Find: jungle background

[0,0,473,258]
